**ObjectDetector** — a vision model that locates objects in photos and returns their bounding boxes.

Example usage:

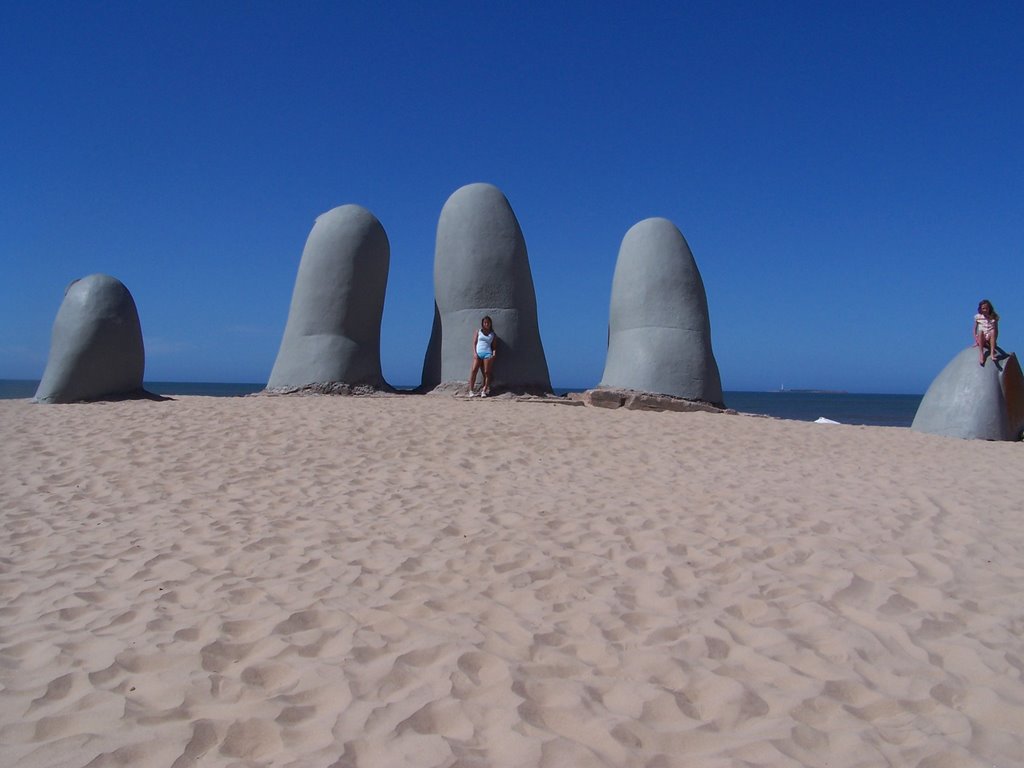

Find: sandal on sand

[481,390,489,398]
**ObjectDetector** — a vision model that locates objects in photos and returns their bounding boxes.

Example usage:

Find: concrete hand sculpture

[599,218,723,406]
[912,347,1023,440]
[34,274,145,403]
[421,183,552,394]
[268,205,391,393]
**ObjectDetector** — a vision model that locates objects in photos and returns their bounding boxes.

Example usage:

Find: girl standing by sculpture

[974,299,1000,365]
[468,316,497,397]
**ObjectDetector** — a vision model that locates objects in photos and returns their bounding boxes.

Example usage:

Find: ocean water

[1,380,923,427]
[0,380,265,399]
[725,391,922,428]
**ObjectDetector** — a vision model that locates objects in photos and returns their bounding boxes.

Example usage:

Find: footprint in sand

[240,661,299,693]
[219,718,283,759]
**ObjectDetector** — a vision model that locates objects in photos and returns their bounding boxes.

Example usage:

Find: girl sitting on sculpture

[468,315,497,397]
[974,299,1000,366]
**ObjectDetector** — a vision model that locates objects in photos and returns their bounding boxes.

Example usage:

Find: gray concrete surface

[34,274,145,403]
[911,346,1021,440]
[420,183,552,393]
[599,217,724,406]
[268,205,392,392]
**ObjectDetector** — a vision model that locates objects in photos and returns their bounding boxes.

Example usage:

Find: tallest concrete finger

[421,183,552,394]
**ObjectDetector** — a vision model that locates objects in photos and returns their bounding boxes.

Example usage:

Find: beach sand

[1,395,1022,768]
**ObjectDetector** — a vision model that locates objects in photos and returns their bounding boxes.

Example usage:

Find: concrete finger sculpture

[911,346,1023,440]
[599,217,724,406]
[267,205,392,393]
[420,183,552,394]
[34,274,146,403]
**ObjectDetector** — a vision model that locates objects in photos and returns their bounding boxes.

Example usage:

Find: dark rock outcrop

[573,388,730,414]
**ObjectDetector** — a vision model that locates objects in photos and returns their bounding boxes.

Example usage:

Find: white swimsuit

[476,330,494,357]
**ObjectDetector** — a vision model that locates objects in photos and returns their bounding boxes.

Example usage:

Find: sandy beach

[1,395,1022,768]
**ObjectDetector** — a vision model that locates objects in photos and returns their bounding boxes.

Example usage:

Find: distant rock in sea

[34,274,146,403]
[268,205,392,393]
[912,346,1023,440]
[420,183,552,394]
[599,217,724,407]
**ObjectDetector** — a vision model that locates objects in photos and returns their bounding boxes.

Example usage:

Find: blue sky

[2,1,1020,393]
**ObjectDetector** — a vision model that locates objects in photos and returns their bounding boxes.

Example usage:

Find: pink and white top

[975,313,997,337]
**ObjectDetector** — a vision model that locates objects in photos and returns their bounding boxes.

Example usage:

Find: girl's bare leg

[990,330,998,361]
[468,358,482,393]
[978,335,987,364]
[482,358,493,394]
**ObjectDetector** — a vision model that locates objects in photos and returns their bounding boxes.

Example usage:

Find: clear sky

[2,1,1020,393]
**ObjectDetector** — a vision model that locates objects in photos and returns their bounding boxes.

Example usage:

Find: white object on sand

[815,417,840,424]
